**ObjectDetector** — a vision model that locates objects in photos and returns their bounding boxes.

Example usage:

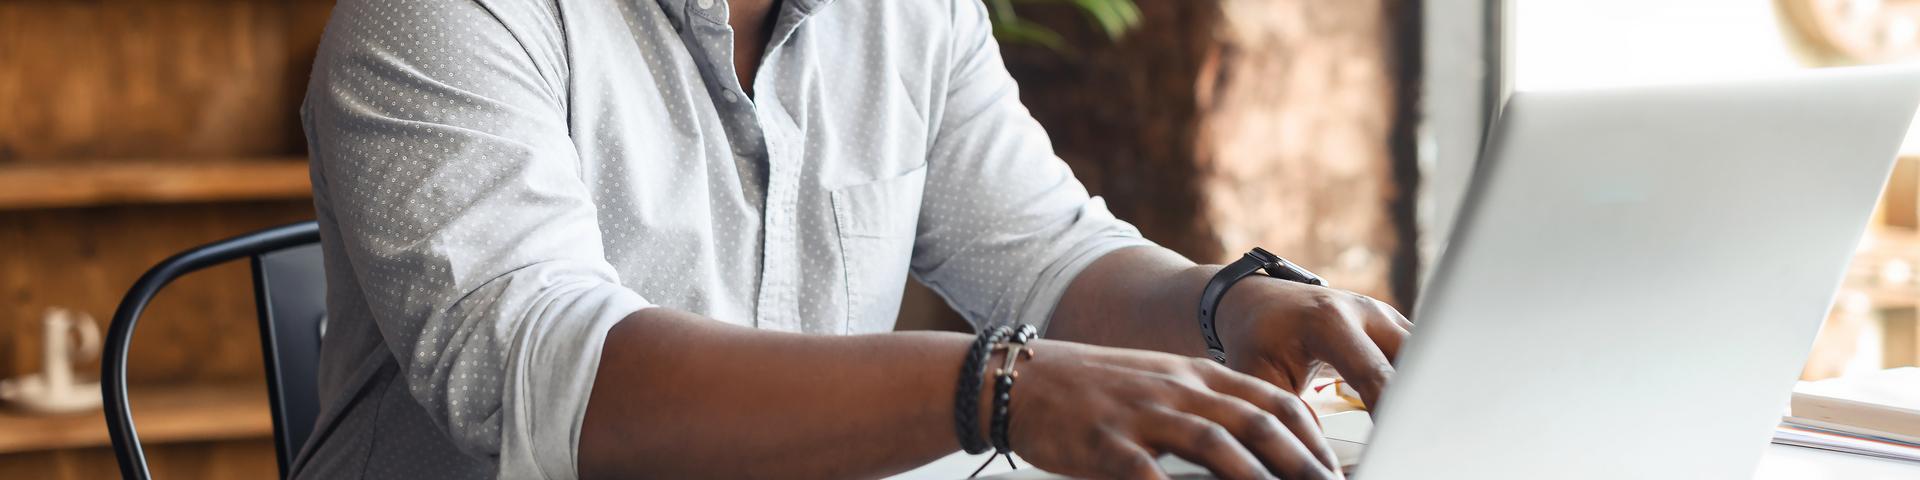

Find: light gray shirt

[296,0,1151,477]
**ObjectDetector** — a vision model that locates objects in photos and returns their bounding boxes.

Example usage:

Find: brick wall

[898,0,1422,331]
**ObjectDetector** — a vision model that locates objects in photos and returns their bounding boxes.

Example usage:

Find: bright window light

[1512,0,1920,154]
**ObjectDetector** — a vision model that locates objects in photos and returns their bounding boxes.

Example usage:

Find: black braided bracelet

[954,325,1012,455]
[989,324,1038,455]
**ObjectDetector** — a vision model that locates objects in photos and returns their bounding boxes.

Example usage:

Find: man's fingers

[1304,308,1396,409]
[1361,299,1412,363]
[1261,390,1341,476]
[1171,389,1338,480]
[1099,436,1173,480]
[1388,303,1415,330]
[1138,407,1281,480]
[1193,362,1342,474]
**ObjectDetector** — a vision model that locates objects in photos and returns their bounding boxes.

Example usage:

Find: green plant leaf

[986,0,1140,48]
[994,19,1069,52]
[1068,0,1142,40]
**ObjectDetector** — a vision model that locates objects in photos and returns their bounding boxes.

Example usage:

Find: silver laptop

[990,66,1920,480]
[1362,66,1920,479]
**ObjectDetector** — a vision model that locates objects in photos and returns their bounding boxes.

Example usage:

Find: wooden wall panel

[0,0,332,162]
[0,200,315,384]
[0,438,277,480]
[0,0,334,382]
[0,0,323,473]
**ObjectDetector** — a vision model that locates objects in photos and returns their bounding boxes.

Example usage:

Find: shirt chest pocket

[830,164,927,333]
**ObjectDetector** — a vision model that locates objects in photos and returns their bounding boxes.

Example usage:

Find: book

[1790,367,1920,441]
[1771,367,1920,463]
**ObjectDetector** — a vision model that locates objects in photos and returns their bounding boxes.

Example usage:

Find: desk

[897,390,1920,479]
[894,440,1920,479]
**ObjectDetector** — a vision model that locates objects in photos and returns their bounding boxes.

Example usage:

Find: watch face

[1778,0,1920,65]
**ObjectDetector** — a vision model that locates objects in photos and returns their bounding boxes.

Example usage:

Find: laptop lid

[1361,67,1920,479]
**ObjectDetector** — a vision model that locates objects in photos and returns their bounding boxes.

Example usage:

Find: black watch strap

[1198,247,1325,363]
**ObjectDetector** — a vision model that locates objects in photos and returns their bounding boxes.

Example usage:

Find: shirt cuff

[496,280,652,480]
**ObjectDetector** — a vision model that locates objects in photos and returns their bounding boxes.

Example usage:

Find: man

[298,0,1412,478]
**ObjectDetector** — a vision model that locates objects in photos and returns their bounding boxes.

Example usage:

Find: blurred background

[0,0,1913,477]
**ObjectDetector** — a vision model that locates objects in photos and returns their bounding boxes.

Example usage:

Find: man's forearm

[578,308,972,479]
[1047,246,1219,357]
[1051,245,1411,406]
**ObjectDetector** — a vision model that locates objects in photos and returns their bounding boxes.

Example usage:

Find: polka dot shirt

[295,0,1151,478]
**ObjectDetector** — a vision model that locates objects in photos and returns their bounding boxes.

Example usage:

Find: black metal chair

[102,221,327,480]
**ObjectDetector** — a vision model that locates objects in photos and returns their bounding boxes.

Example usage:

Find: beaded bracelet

[989,324,1038,454]
[954,325,1012,455]
[970,324,1039,478]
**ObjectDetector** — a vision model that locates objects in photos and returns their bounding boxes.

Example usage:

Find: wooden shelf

[0,157,312,211]
[0,382,273,455]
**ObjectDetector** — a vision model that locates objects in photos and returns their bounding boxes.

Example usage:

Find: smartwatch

[1198,247,1325,363]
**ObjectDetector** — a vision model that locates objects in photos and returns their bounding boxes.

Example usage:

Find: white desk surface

[895,441,1920,479]
[898,393,1919,479]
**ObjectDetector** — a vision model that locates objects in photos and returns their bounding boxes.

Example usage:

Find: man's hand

[1009,340,1342,480]
[1050,246,1414,410]
[1213,278,1413,408]
[1046,246,1414,477]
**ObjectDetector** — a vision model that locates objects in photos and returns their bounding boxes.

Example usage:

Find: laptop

[1001,66,1920,479]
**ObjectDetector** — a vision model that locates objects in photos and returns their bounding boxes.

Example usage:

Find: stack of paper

[1774,421,1920,463]
[1772,367,1920,463]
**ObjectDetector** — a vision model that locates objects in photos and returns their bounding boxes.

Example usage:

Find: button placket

[761,182,792,327]
[747,118,786,329]
[674,0,789,329]
[685,0,749,113]
[755,92,813,330]
[677,0,825,331]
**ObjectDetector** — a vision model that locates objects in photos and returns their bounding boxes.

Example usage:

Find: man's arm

[576,309,969,478]
[305,1,658,477]
[578,307,1342,480]
[1046,247,1215,356]
[1048,246,1413,408]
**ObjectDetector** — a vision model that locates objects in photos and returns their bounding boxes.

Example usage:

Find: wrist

[1212,275,1294,353]
[1174,265,1228,355]
[1195,247,1329,364]
[954,324,1036,454]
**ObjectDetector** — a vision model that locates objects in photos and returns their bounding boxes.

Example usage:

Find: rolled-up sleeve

[912,0,1157,332]
[303,0,645,477]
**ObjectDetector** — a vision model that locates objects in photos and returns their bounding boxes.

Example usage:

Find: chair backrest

[104,221,323,480]
[252,243,327,476]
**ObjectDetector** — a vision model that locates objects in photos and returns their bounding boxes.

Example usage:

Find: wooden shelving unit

[0,157,312,211]
[0,383,273,455]
[0,1,329,478]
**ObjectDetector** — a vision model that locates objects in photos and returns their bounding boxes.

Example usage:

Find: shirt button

[721,90,737,103]
[697,0,716,9]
